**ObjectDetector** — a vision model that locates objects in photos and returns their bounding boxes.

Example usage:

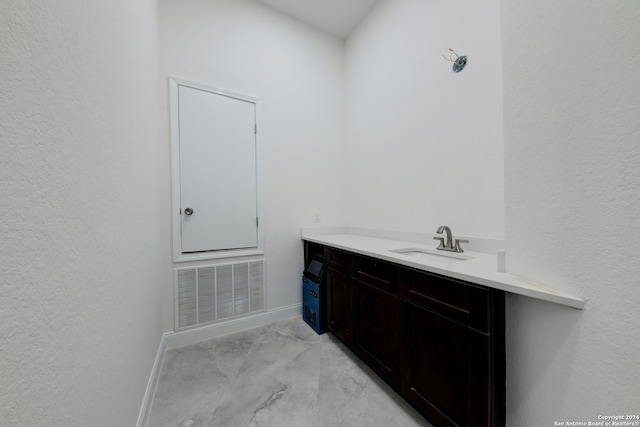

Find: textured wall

[502,1,640,425]
[0,1,167,425]
[158,0,347,329]
[345,0,504,238]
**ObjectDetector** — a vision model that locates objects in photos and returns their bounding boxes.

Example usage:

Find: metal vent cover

[175,260,265,330]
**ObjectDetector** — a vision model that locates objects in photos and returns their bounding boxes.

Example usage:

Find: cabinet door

[354,279,400,387]
[402,302,491,427]
[326,268,353,345]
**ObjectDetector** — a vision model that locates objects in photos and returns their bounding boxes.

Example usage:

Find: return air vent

[174,260,265,330]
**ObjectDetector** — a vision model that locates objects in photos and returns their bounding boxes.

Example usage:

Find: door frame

[169,77,264,262]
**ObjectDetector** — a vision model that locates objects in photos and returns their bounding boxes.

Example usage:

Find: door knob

[184,207,194,216]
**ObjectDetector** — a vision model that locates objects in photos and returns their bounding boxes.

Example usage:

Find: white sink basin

[389,247,473,262]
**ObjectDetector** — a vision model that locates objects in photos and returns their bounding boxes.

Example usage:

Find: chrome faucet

[433,225,469,253]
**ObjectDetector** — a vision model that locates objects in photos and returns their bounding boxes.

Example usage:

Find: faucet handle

[454,239,469,253]
[433,236,446,249]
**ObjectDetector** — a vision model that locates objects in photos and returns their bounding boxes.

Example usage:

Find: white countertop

[302,231,585,310]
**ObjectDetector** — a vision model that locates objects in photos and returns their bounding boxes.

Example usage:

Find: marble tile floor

[147,318,433,427]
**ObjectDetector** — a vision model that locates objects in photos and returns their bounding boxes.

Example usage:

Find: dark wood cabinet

[402,301,494,427]
[325,247,353,345]
[352,256,401,387]
[399,268,504,427]
[354,280,400,386]
[314,242,505,427]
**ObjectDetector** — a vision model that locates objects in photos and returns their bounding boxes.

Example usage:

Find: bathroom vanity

[307,240,504,427]
[302,229,583,427]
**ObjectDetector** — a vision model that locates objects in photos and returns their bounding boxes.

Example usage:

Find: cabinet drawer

[353,255,397,291]
[325,247,351,272]
[400,269,490,333]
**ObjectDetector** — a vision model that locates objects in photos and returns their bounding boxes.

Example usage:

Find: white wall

[157,0,347,330]
[3,1,635,424]
[502,1,640,425]
[0,1,167,425]
[345,0,504,238]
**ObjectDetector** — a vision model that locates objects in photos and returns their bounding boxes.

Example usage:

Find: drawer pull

[357,270,392,285]
[408,289,470,315]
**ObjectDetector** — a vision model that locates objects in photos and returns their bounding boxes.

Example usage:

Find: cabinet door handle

[184,207,194,216]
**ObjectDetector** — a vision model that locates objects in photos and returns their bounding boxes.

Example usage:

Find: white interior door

[178,85,257,253]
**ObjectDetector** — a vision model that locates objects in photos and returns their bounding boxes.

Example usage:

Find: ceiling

[254,0,379,39]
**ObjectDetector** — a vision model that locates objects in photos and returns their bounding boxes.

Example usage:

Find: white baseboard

[164,304,302,350]
[136,332,167,427]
